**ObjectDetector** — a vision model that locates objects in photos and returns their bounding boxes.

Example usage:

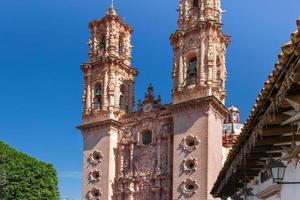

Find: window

[119,84,128,111]
[99,36,106,51]
[119,36,125,54]
[193,0,199,8]
[186,57,197,86]
[142,131,152,145]
[216,56,222,80]
[94,84,102,109]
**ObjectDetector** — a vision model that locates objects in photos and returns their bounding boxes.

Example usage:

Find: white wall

[247,162,300,200]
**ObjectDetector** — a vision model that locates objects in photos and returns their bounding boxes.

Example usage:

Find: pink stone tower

[78,1,230,199]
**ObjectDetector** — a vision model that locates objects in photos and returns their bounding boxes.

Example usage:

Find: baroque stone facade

[78,1,234,199]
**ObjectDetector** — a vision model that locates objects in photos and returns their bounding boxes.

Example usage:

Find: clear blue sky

[0,0,299,199]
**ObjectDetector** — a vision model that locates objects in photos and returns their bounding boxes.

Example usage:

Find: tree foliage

[0,141,60,200]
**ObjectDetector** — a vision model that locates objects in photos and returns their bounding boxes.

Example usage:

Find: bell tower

[171,0,230,104]
[170,0,229,199]
[81,7,138,123]
[79,7,138,200]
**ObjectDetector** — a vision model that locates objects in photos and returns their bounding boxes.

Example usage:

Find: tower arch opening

[186,56,198,86]
[216,56,222,80]
[94,83,102,110]
[142,130,152,145]
[193,0,199,8]
[119,84,128,112]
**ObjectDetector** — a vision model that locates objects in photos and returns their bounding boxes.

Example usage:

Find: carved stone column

[129,143,134,173]
[103,70,109,109]
[85,73,92,113]
[179,51,184,89]
[157,138,161,174]
[200,38,206,84]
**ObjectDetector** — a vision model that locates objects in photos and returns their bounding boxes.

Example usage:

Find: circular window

[88,151,103,165]
[179,179,199,197]
[89,170,102,182]
[183,158,198,173]
[93,152,101,160]
[187,139,195,147]
[181,135,200,153]
[186,184,195,190]
[88,187,102,200]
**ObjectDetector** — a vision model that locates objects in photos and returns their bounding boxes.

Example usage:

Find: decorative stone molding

[157,122,173,139]
[179,179,199,197]
[87,187,102,200]
[119,126,136,145]
[88,150,104,165]
[182,158,198,173]
[180,135,200,153]
[89,170,102,183]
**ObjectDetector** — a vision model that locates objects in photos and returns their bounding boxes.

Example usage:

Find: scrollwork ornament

[88,150,104,165]
[119,126,136,145]
[157,123,173,139]
[89,170,102,183]
[182,158,198,173]
[179,179,199,197]
[87,187,102,200]
[179,135,200,153]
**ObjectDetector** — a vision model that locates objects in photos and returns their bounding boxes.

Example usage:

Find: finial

[111,0,114,9]
[107,0,117,16]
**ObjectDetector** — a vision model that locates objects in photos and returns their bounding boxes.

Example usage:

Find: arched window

[99,36,106,51]
[119,84,128,111]
[216,56,222,80]
[94,84,102,109]
[186,57,197,86]
[142,130,152,145]
[193,0,199,8]
[119,36,125,54]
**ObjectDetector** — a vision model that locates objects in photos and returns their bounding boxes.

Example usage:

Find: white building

[211,19,300,200]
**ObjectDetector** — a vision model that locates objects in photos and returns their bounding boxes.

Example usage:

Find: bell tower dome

[171,0,230,104]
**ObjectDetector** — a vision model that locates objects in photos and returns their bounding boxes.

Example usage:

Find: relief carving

[88,150,104,165]
[179,135,200,153]
[89,170,102,183]
[157,123,173,139]
[119,126,136,145]
[87,187,102,200]
[181,158,198,173]
[179,179,199,197]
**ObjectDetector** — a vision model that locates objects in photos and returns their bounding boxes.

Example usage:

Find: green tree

[0,141,60,200]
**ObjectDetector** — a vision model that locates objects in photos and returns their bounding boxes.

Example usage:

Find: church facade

[78,0,238,199]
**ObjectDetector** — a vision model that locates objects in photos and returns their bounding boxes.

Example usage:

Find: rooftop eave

[211,18,300,198]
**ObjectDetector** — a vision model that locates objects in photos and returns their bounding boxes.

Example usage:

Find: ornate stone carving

[157,123,173,139]
[89,170,102,183]
[179,179,199,197]
[182,158,198,173]
[87,187,102,200]
[119,126,136,145]
[88,150,104,165]
[180,135,200,153]
[133,147,157,175]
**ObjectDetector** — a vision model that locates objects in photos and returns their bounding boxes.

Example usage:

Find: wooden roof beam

[257,135,300,146]
[262,125,294,136]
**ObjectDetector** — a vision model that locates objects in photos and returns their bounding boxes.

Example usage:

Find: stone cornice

[77,119,123,132]
[168,96,228,118]
[81,57,139,77]
[170,20,230,45]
